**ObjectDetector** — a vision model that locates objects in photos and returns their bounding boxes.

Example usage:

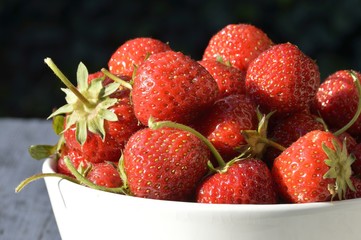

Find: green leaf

[52,115,65,135]
[103,82,121,97]
[48,104,73,119]
[28,145,56,160]
[76,120,88,145]
[88,117,105,140]
[77,62,89,92]
[99,109,118,122]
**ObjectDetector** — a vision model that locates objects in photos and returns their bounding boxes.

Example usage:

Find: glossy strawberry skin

[198,59,246,98]
[56,145,89,176]
[246,43,320,116]
[265,112,324,165]
[196,94,257,162]
[132,50,219,126]
[272,130,341,203]
[196,158,278,204]
[202,24,273,71]
[123,127,210,201]
[108,37,171,77]
[86,162,122,188]
[64,89,143,163]
[313,70,361,137]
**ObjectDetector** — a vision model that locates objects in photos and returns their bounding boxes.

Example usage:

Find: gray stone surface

[0,118,61,240]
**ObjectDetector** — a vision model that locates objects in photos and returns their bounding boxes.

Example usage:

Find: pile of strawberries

[21,23,361,204]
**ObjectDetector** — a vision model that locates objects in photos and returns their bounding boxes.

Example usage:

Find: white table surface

[0,118,61,240]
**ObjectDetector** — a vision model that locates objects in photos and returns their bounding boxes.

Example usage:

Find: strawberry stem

[15,173,80,193]
[101,68,133,90]
[148,117,226,168]
[44,58,94,109]
[334,70,361,136]
[64,157,127,194]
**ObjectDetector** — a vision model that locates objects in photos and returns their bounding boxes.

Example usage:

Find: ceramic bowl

[42,157,361,240]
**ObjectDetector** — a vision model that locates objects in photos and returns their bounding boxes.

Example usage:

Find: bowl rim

[42,157,361,213]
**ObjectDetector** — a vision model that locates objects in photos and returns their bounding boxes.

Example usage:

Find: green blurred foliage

[1,0,360,118]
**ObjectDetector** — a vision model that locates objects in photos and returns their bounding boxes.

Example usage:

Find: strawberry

[198,59,246,98]
[56,145,89,176]
[196,158,278,204]
[108,37,171,77]
[265,112,324,165]
[345,176,361,200]
[313,70,361,137]
[122,127,210,201]
[202,23,273,71]
[86,162,122,188]
[195,94,258,162]
[131,50,219,126]
[272,130,355,203]
[45,58,142,164]
[245,42,320,117]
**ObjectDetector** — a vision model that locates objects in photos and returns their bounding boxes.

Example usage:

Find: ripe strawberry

[265,112,324,165]
[108,37,171,77]
[56,145,89,176]
[123,127,210,201]
[343,176,361,200]
[132,50,219,126]
[202,23,273,71]
[196,158,278,204]
[45,58,142,164]
[86,162,122,188]
[195,94,258,162]
[198,59,246,98]
[272,130,355,203]
[313,70,361,137]
[246,43,320,117]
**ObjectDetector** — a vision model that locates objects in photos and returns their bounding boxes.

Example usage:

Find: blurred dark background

[1,0,361,118]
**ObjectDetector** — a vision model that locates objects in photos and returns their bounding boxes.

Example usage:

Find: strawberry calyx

[333,70,361,136]
[240,110,285,159]
[44,58,121,145]
[323,138,355,200]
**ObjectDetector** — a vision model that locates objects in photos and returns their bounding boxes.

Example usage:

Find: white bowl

[43,157,361,240]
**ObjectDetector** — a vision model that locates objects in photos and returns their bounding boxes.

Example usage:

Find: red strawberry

[108,37,171,77]
[86,162,122,188]
[195,94,257,162]
[313,70,361,137]
[202,23,273,71]
[344,176,361,200]
[198,59,246,98]
[265,112,324,165]
[56,145,89,176]
[132,50,219,126]
[196,158,278,204]
[63,88,142,163]
[272,130,355,203]
[246,43,320,117]
[45,58,142,164]
[123,127,210,201]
